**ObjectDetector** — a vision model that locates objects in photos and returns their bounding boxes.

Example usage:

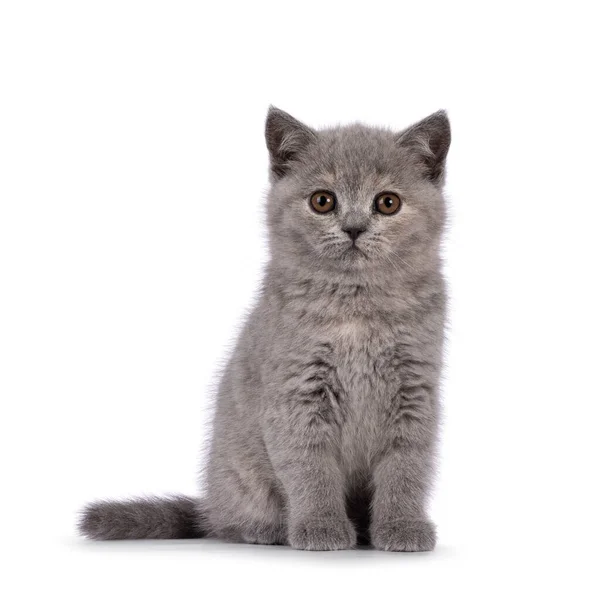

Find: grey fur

[80,496,206,540]
[79,106,450,552]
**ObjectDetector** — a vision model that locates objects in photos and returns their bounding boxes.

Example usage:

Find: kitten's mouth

[343,245,367,259]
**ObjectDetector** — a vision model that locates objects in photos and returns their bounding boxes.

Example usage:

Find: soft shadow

[68,537,456,563]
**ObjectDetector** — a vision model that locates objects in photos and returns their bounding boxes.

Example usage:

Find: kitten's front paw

[371,519,436,552]
[289,516,357,551]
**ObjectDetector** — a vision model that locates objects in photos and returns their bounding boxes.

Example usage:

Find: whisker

[387,248,417,273]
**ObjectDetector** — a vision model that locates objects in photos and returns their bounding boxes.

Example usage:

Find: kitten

[79,107,450,551]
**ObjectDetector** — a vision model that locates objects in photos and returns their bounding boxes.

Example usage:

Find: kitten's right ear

[265,106,316,179]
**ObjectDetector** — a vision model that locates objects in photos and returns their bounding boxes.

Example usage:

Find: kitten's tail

[78,495,207,540]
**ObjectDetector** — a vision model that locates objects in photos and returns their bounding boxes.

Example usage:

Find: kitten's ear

[396,110,451,185]
[265,106,316,179]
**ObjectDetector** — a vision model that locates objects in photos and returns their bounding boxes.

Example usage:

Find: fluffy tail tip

[78,495,204,540]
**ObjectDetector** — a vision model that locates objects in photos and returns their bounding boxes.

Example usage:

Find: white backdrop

[1,1,599,598]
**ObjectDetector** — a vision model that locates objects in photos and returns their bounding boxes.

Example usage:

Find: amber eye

[374,192,402,215]
[310,191,336,214]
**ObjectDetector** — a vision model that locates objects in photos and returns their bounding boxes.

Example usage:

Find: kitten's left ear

[265,106,316,179]
[396,110,451,185]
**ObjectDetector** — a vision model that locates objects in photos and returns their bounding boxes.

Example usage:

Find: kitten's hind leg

[229,521,287,545]
[206,463,288,546]
[212,513,287,546]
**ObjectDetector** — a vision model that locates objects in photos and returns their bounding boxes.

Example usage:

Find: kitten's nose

[343,227,366,242]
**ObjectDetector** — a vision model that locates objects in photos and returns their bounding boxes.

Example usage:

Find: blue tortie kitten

[80,106,451,551]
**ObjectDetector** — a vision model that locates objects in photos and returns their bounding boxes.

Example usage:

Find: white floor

[11,531,595,599]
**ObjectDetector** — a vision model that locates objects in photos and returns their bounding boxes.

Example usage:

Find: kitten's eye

[374,192,402,215]
[310,191,336,214]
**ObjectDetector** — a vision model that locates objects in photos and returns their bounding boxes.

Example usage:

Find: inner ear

[265,106,316,179]
[396,110,451,185]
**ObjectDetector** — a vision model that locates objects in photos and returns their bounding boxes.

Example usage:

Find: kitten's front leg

[371,443,437,551]
[371,357,439,552]
[263,347,356,551]
[279,448,356,551]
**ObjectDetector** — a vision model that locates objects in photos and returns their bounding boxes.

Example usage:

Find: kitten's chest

[328,320,399,472]
[330,317,398,381]
[331,320,401,415]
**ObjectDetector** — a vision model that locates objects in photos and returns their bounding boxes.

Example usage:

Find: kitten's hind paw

[371,519,436,552]
[289,516,357,551]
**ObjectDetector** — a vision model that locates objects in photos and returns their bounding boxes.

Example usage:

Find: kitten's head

[265,107,450,279]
